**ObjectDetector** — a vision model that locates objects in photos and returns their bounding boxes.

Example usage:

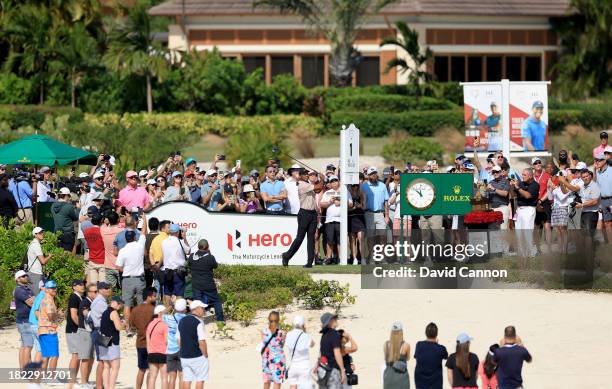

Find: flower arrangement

[464,210,504,225]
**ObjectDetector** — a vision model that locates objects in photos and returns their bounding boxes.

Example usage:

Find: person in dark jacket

[51,187,78,251]
[187,239,224,322]
[0,174,18,227]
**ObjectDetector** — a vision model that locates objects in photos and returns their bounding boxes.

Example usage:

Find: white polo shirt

[161,235,191,270]
[115,234,146,277]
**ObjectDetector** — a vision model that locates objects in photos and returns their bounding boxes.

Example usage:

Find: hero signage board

[147,201,307,265]
[400,173,473,216]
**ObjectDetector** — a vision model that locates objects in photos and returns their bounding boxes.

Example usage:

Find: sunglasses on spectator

[88,289,97,293]
[533,161,542,165]
[128,175,138,179]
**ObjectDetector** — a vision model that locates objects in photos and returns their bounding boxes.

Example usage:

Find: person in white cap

[177,300,209,387]
[201,169,222,211]
[51,187,78,252]
[285,315,315,389]
[445,332,479,388]
[146,304,169,389]
[285,164,303,215]
[26,227,53,294]
[163,298,188,389]
[36,166,53,203]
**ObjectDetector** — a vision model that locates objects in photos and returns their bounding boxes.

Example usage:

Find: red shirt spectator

[83,224,105,265]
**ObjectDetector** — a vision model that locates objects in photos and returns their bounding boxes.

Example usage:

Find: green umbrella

[0,134,97,166]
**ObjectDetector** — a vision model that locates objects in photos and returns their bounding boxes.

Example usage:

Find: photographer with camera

[160,224,190,307]
[51,187,78,252]
[0,173,18,227]
[9,170,34,225]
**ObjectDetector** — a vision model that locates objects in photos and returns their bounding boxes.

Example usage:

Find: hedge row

[0,104,84,129]
[325,95,457,114]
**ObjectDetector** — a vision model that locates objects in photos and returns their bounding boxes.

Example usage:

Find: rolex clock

[406,178,436,211]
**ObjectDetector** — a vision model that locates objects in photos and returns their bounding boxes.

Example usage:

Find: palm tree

[103,2,168,113]
[254,0,396,87]
[51,23,100,108]
[380,21,432,98]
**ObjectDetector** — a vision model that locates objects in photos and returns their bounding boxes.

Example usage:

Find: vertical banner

[509,82,549,152]
[463,84,503,152]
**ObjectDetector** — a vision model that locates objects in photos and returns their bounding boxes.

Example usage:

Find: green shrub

[0,73,33,104]
[326,95,456,114]
[549,109,582,133]
[270,74,307,114]
[225,122,290,172]
[0,104,83,130]
[329,109,463,137]
[295,279,356,314]
[382,137,444,164]
[216,265,312,294]
[0,270,14,323]
[242,69,276,115]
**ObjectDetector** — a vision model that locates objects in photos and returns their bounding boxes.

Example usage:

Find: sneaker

[303,264,313,268]
[282,253,289,267]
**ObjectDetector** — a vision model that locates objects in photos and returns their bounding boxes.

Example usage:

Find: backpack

[20,242,35,272]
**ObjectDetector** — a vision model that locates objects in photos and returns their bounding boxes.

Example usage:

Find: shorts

[166,352,182,372]
[99,344,120,361]
[147,353,167,364]
[365,211,386,230]
[535,200,552,225]
[287,360,312,386]
[66,332,80,354]
[181,356,209,382]
[137,347,149,370]
[32,331,40,353]
[325,222,340,245]
[105,268,121,291]
[39,333,59,358]
[163,270,186,297]
[76,329,94,360]
[348,214,366,233]
[121,276,145,308]
[17,322,35,348]
[58,231,76,251]
[601,197,612,222]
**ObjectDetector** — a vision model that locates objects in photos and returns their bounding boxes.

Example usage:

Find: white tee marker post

[340,124,360,265]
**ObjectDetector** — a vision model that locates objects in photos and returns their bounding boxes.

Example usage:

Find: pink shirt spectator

[118,185,150,210]
[478,361,498,389]
[593,144,606,159]
[101,224,123,269]
[146,318,168,355]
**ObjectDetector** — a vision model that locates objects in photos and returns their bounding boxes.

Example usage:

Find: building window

[356,57,380,86]
[271,56,294,79]
[525,56,542,81]
[486,56,502,81]
[450,56,465,82]
[301,55,324,87]
[243,56,265,77]
[505,56,522,81]
[434,56,449,82]
[468,57,483,81]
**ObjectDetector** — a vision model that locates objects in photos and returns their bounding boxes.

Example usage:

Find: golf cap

[532,100,544,109]
[207,169,217,176]
[14,270,27,280]
[457,332,473,345]
[464,163,476,170]
[87,205,100,215]
[146,178,156,185]
[108,156,116,165]
[490,101,497,106]
[39,166,51,173]
[242,184,255,193]
[97,281,111,290]
[32,226,44,235]
[172,171,182,178]
[328,175,339,182]
[391,321,403,331]
[492,165,502,172]
[185,158,197,165]
[320,312,338,327]
[111,296,124,304]
[92,192,104,201]
[169,224,180,233]
[154,305,166,315]
[190,300,208,310]
[326,164,336,172]
[44,280,57,289]
[249,169,259,177]
[446,166,456,173]
[531,157,542,164]
[138,169,148,177]
[574,162,588,170]
[174,298,187,312]
[72,279,84,287]
[78,172,89,178]
[308,170,317,176]
[595,153,605,160]
[367,167,378,175]
[455,154,466,161]
[93,172,104,179]
[600,131,608,139]
[222,171,232,178]
[185,170,194,177]
[59,187,71,195]
[293,315,305,327]
[126,170,138,179]
[604,145,612,153]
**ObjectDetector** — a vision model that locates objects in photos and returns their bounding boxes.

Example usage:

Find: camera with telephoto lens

[346,373,358,385]
[570,195,582,209]
[556,170,565,177]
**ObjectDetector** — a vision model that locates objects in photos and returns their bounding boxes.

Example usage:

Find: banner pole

[501,79,511,159]
[340,125,348,266]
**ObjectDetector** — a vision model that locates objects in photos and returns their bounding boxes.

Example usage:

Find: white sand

[2,273,612,388]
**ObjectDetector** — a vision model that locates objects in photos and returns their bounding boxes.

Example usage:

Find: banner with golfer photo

[463,84,503,152]
[509,82,549,152]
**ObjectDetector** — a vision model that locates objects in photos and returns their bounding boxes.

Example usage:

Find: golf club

[271,146,322,175]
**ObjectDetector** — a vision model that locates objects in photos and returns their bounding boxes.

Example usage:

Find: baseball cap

[97,281,111,290]
[39,166,50,173]
[249,169,259,177]
[169,224,180,233]
[326,164,336,172]
[456,332,473,345]
[172,170,182,178]
[146,178,156,185]
[446,166,456,173]
[308,170,317,176]
[367,167,378,175]
[320,312,338,327]
[490,101,497,106]
[185,158,196,165]
[126,170,138,179]
[243,184,255,193]
[174,298,187,312]
[190,300,208,310]
[154,305,166,315]
[185,170,195,177]
[59,187,71,195]
[455,154,466,161]
[532,100,544,109]
[87,205,100,215]
[595,152,605,160]
[222,171,232,178]
[288,163,302,173]
[44,280,57,289]
[14,270,27,280]
[32,226,44,236]
[531,157,542,164]
[492,165,502,172]
[463,163,476,170]
[293,315,305,327]
[391,321,403,331]
[328,175,339,182]
[93,172,104,179]
[108,156,116,166]
[91,192,104,201]
[207,169,217,176]
[604,145,612,153]
[78,172,89,178]
[72,279,84,287]
[600,131,608,139]
[574,162,588,170]
[111,296,124,304]
[137,170,146,177]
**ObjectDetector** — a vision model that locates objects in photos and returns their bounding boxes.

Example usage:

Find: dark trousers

[58,231,75,251]
[284,208,317,265]
[580,211,598,236]
[192,288,224,321]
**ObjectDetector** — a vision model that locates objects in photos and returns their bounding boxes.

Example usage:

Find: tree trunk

[146,74,153,113]
[329,43,359,87]
[71,76,76,109]
[39,81,44,105]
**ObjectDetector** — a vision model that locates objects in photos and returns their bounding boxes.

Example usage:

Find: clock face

[406,178,436,210]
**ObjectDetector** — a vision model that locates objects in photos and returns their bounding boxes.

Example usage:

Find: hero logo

[227,230,293,252]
